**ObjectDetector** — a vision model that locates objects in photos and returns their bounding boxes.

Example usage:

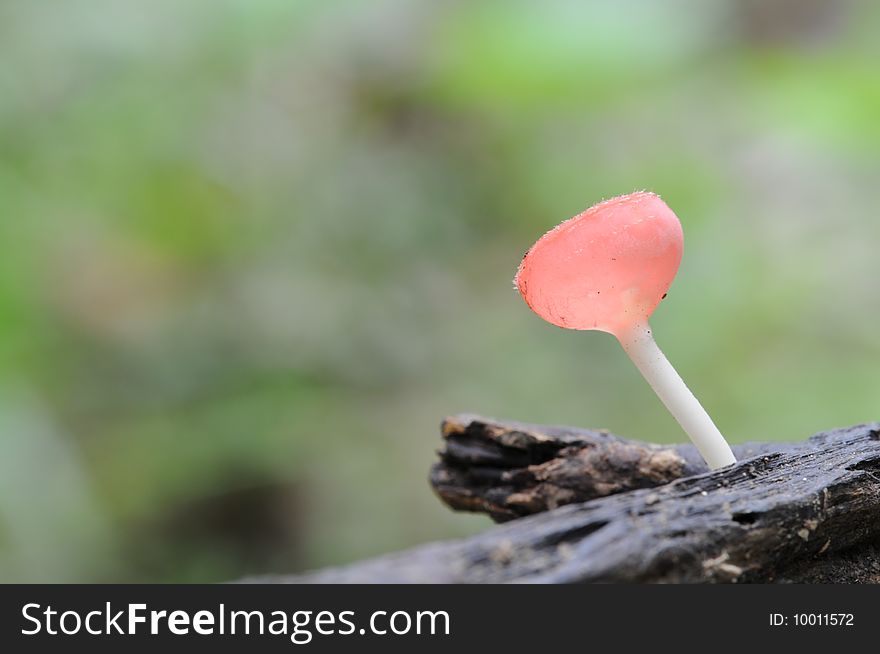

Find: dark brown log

[430,414,789,521]
[252,420,880,583]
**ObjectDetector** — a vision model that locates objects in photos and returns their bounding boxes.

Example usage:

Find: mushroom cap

[515,191,683,335]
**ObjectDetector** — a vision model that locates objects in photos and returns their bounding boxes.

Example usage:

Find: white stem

[617,322,736,470]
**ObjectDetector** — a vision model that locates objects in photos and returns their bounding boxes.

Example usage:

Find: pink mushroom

[515,191,736,469]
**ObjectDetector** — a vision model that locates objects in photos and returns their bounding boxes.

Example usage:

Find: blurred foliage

[1,0,879,581]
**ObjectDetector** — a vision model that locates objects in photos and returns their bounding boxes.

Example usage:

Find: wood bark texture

[252,416,880,583]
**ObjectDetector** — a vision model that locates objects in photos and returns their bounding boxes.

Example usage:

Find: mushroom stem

[617,322,736,470]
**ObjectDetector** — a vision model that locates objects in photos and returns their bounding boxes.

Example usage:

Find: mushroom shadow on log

[248,416,880,583]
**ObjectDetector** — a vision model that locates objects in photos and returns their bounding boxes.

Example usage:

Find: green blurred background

[1,0,878,581]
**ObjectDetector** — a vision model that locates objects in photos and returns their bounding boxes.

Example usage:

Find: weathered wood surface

[431,414,791,522]
[252,417,880,583]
